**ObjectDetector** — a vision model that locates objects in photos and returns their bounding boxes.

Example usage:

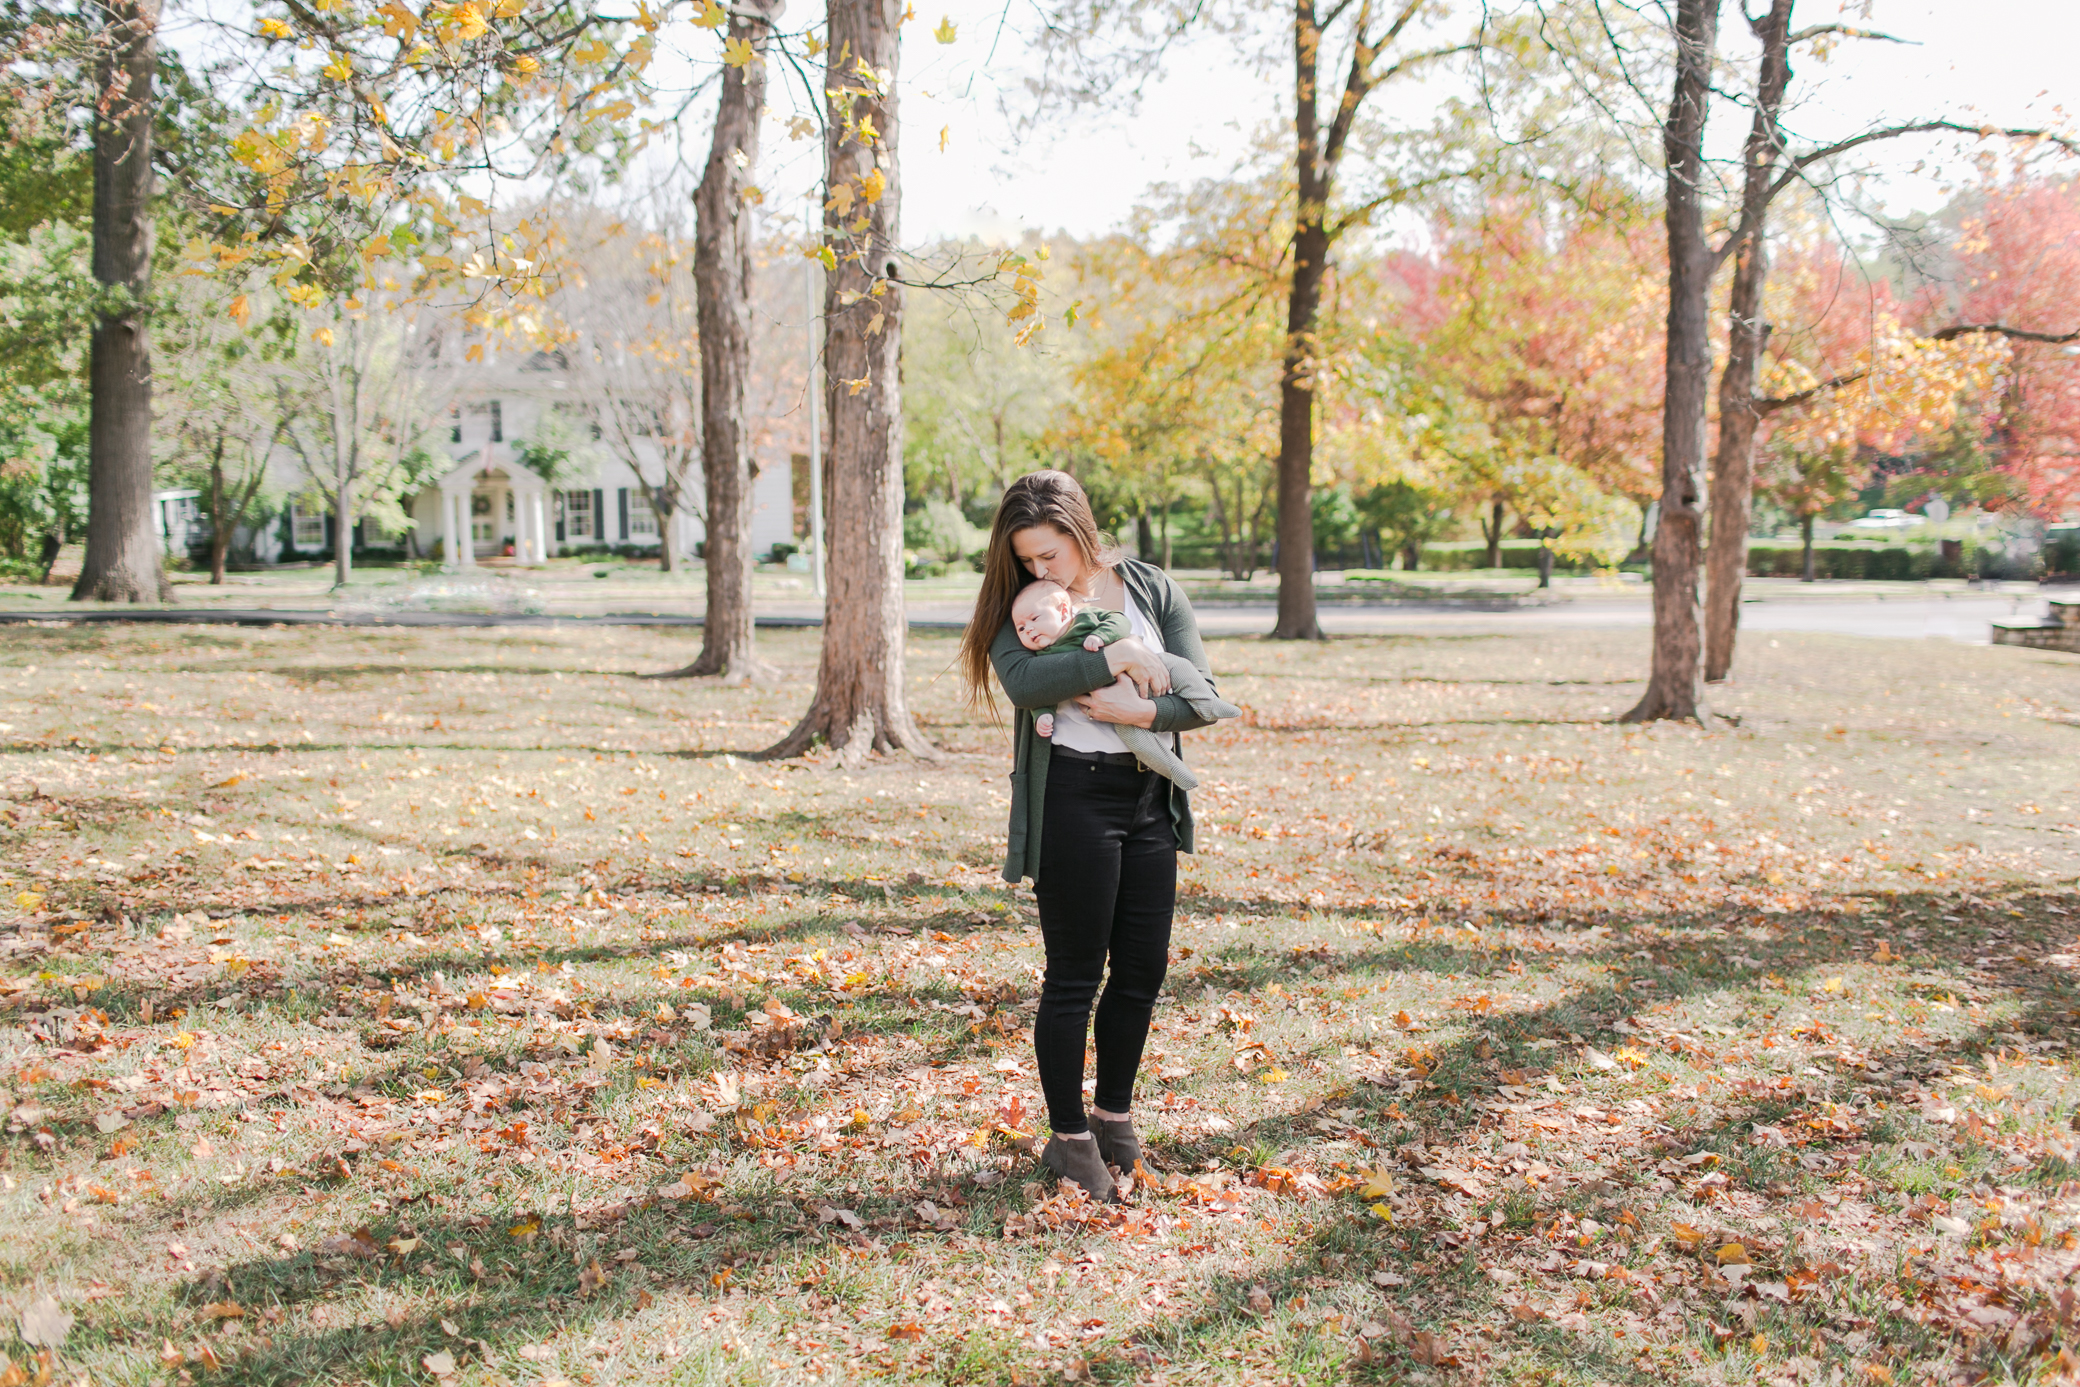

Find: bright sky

[836,0,2080,244]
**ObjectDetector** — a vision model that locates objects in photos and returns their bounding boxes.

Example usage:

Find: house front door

[471,487,500,557]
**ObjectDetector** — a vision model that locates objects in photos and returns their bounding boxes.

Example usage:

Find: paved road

[0,589,2045,644]
[900,591,2039,643]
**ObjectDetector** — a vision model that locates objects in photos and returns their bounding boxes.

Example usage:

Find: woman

[958,469,1223,1202]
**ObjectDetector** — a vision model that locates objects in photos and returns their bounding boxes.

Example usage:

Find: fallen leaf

[422,1349,457,1377]
[18,1296,72,1347]
[578,1259,609,1296]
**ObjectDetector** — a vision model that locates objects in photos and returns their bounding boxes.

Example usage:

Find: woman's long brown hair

[958,469,1115,712]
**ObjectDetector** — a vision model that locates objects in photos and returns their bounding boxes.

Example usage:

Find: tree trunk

[1271,0,1329,640]
[333,467,354,587]
[655,503,675,572]
[1623,0,1720,726]
[208,441,228,585]
[1403,540,1420,571]
[761,0,931,760]
[665,0,776,682]
[1801,513,1815,581]
[73,0,165,604]
[1483,499,1503,568]
[1704,0,1794,685]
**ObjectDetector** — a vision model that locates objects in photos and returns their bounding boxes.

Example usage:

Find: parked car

[1848,508,1926,531]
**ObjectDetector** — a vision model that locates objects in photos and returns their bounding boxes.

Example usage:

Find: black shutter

[593,489,604,544]
[618,488,629,541]
[555,493,565,543]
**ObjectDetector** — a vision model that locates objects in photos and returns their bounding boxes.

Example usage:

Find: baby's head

[1012,580,1076,651]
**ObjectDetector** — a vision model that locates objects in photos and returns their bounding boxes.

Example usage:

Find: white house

[170,350,800,570]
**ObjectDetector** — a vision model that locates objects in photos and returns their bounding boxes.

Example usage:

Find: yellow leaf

[805,32,824,55]
[693,0,724,25]
[14,892,45,911]
[258,17,292,38]
[322,52,353,81]
[374,0,416,37]
[843,376,868,396]
[1822,977,1845,994]
[311,326,334,347]
[1715,1243,1750,1264]
[1669,1222,1705,1251]
[933,15,956,42]
[493,0,524,14]
[1357,1167,1396,1200]
[858,168,886,204]
[454,1,488,38]
[508,1219,539,1240]
[722,35,758,67]
[938,124,949,152]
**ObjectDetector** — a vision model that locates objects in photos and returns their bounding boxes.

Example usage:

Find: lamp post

[805,192,826,601]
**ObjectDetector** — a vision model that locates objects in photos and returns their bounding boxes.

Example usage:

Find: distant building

[161,350,797,569]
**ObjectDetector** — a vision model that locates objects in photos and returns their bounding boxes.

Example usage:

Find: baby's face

[1013,584,1075,651]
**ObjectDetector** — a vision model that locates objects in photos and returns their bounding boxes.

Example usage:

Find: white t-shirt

[1050,584,1162,755]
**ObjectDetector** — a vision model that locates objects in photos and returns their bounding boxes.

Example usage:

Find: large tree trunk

[1271,0,1329,641]
[664,0,775,681]
[1704,0,1794,684]
[760,0,931,760]
[1482,499,1503,568]
[1623,0,1720,726]
[73,0,165,604]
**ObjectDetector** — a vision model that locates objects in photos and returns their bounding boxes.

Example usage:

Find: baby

[1010,580,1240,791]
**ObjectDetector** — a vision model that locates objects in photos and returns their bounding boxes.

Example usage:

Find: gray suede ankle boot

[1092,1117,1147,1176]
[1040,1134,1119,1202]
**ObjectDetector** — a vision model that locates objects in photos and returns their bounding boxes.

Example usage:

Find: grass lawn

[4,622,2080,1386]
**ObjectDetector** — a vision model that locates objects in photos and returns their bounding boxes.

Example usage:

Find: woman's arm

[1146,570,1219,734]
[990,621,1116,710]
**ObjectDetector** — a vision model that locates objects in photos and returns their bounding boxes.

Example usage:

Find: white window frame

[564,490,595,540]
[291,502,327,550]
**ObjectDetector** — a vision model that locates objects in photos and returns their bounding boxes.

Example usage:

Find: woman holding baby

[957,469,1235,1202]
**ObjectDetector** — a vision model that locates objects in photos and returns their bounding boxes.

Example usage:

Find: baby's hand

[1082,634,1105,651]
[1035,713,1054,738]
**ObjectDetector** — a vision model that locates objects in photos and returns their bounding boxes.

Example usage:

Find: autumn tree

[904,259,1068,511]
[762,0,930,759]
[674,0,779,681]
[155,279,292,584]
[1022,0,1472,636]
[1919,175,2080,511]
[76,0,164,602]
[565,221,703,573]
[279,299,452,587]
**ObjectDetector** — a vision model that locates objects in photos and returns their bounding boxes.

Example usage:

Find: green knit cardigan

[987,558,1219,883]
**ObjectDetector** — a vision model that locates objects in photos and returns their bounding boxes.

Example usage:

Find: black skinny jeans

[1032,754,1177,1136]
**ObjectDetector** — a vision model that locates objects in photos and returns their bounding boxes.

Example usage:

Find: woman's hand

[1103,638,1172,697]
[1075,675,1157,729]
